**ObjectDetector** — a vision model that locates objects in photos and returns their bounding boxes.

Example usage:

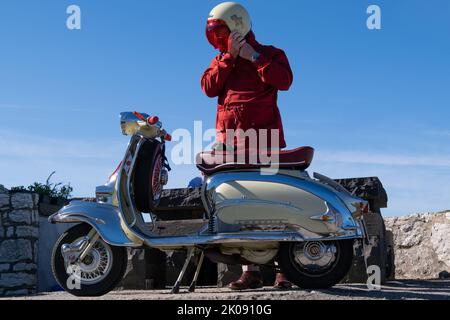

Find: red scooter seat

[196,147,315,175]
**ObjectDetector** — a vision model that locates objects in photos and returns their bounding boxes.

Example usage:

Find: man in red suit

[202,3,292,152]
[201,2,293,290]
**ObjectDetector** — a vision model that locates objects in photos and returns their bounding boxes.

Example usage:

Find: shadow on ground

[322,280,450,300]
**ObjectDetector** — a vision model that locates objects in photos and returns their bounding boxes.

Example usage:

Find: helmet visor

[206,20,230,52]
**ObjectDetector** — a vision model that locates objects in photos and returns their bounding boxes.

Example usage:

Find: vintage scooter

[49,112,369,297]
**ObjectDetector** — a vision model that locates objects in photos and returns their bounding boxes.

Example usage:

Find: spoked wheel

[278,240,354,289]
[52,224,128,297]
[133,139,165,213]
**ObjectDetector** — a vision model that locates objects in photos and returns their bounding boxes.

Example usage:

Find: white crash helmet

[207,2,252,37]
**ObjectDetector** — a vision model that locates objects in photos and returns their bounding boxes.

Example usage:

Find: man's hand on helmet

[228,31,246,59]
[239,41,258,62]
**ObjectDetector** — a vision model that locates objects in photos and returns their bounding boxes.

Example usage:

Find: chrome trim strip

[144,231,361,249]
[114,136,150,242]
[124,138,145,227]
[215,198,306,213]
[313,172,350,194]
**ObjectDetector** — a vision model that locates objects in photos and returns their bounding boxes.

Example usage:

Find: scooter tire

[51,223,128,297]
[133,139,164,213]
[278,240,354,289]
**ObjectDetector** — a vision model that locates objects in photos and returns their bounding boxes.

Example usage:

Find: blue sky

[0,0,449,216]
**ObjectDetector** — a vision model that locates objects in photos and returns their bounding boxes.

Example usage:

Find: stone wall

[0,185,39,297]
[385,211,450,280]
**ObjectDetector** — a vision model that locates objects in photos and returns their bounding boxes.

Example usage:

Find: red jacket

[201,32,293,150]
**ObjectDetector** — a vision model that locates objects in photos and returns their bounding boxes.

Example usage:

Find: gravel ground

[3,280,450,300]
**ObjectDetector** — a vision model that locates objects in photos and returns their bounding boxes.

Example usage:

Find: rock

[0,239,33,262]
[0,264,10,272]
[31,210,39,224]
[34,241,38,261]
[335,177,388,211]
[13,263,37,272]
[153,220,206,237]
[119,249,147,290]
[3,289,30,297]
[8,210,32,224]
[6,227,14,238]
[0,184,8,193]
[11,193,33,209]
[144,249,167,289]
[385,211,450,279]
[119,248,167,290]
[0,193,9,208]
[157,188,204,210]
[165,250,198,286]
[38,202,65,217]
[32,194,39,207]
[154,188,205,221]
[430,223,450,267]
[400,220,416,233]
[0,273,36,287]
[15,226,39,238]
[399,232,423,248]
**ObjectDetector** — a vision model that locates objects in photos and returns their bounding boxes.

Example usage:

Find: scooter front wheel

[51,223,128,297]
[278,240,354,289]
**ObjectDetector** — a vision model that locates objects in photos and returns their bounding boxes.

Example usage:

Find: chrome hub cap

[293,241,338,274]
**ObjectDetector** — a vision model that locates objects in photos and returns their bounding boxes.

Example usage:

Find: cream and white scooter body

[204,171,364,238]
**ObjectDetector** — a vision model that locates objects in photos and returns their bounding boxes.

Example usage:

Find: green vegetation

[11,172,73,199]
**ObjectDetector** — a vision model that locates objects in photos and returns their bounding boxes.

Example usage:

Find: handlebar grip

[148,116,159,125]
[134,112,160,126]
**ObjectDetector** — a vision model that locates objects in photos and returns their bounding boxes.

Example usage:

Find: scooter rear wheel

[51,223,128,297]
[278,240,354,289]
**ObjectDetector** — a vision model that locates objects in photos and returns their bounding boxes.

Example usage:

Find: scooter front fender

[48,201,143,247]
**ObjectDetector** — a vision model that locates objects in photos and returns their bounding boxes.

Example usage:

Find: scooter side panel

[215,181,330,234]
[48,201,143,247]
[205,172,361,237]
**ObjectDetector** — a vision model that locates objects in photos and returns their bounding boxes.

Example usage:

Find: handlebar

[133,111,171,142]
[132,111,149,122]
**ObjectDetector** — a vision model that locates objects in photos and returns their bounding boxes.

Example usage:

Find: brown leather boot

[273,273,293,290]
[229,272,264,291]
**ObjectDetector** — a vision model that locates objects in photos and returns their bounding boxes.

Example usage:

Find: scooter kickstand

[188,251,205,293]
[171,248,195,294]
